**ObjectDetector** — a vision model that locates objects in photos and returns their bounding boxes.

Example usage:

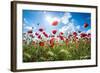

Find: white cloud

[59,21,76,36]
[45,12,72,26]
[24,23,37,31]
[86,29,91,33]
[46,15,60,24]
[80,29,91,34]
[24,26,33,30]
[24,18,29,24]
[59,12,82,36]
[76,25,80,30]
[23,18,29,26]
[61,12,72,24]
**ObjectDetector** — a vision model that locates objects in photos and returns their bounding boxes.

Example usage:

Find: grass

[23,38,91,62]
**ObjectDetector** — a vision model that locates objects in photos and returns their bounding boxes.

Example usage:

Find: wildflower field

[23,10,91,62]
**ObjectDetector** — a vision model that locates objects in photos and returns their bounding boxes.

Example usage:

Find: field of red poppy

[23,28,91,62]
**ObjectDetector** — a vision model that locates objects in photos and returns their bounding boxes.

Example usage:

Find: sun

[46,15,54,24]
[46,15,60,26]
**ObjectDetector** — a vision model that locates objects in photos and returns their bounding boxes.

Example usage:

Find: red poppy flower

[59,36,64,40]
[84,23,88,28]
[60,32,63,35]
[73,32,77,37]
[52,30,57,34]
[43,32,48,38]
[80,33,87,38]
[38,35,42,39]
[50,38,55,44]
[39,42,44,46]
[50,43,54,48]
[27,30,32,33]
[35,32,39,36]
[73,37,78,42]
[39,28,43,32]
[76,37,78,39]
[87,33,91,38]
[50,38,55,48]
[52,20,58,26]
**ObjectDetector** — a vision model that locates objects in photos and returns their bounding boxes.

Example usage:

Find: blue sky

[23,10,91,35]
